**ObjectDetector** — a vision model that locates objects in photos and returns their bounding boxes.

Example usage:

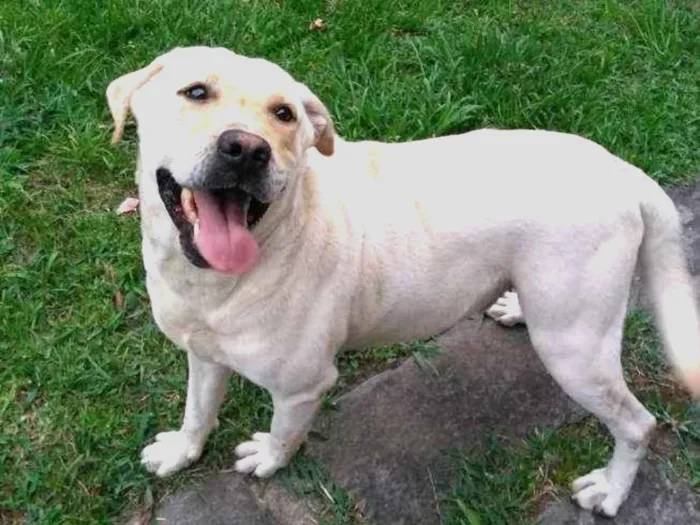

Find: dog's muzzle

[156,130,272,274]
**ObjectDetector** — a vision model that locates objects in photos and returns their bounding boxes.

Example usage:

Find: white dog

[107,46,700,517]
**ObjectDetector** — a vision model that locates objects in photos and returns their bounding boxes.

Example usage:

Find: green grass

[1,0,699,523]
[442,422,612,525]
[276,454,371,525]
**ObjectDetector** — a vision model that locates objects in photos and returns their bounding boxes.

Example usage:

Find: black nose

[217,130,271,169]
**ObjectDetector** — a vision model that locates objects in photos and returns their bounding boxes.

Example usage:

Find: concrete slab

[154,473,274,525]
[153,473,317,525]
[307,319,584,524]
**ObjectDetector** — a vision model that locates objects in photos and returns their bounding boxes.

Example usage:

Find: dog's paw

[234,432,286,478]
[486,290,525,327]
[571,468,624,517]
[141,430,203,477]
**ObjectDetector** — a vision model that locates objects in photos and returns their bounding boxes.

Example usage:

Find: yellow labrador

[107,46,700,517]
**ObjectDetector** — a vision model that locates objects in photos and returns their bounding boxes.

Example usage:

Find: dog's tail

[639,178,700,398]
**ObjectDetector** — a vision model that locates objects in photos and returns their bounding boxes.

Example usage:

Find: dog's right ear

[106,61,164,144]
[297,82,335,156]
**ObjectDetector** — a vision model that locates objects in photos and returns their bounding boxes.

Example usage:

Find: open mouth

[156,168,269,273]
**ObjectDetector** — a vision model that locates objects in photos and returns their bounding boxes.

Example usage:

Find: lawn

[1,0,699,523]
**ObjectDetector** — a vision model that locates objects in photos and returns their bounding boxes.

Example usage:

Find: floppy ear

[106,61,164,144]
[298,83,335,156]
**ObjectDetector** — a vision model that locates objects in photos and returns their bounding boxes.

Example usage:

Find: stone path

[156,473,315,525]
[151,182,700,525]
[308,319,583,524]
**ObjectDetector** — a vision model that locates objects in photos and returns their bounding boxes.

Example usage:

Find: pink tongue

[192,190,258,273]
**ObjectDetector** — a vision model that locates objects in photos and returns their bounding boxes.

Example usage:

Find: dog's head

[107,46,334,273]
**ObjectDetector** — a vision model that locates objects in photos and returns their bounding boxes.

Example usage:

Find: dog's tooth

[181,188,199,224]
[242,195,251,225]
[193,220,200,239]
[181,188,192,206]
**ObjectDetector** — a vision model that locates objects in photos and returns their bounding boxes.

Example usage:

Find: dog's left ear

[106,61,164,144]
[298,83,334,156]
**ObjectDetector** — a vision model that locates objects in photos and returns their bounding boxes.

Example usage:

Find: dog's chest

[144,267,292,380]
[145,271,230,360]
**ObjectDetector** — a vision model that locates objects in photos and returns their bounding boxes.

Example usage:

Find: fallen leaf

[117,197,140,215]
[113,290,124,310]
[309,18,326,31]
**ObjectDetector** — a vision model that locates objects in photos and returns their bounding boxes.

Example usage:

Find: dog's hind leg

[516,236,656,516]
[531,319,656,516]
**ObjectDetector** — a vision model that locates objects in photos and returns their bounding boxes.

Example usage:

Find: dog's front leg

[234,368,338,478]
[141,351,231,477]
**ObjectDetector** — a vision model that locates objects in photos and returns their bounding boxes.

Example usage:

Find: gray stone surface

[155,473,274,525]
[153,473,317,525]
[307,319,585,525]
[249,482,319,525]
[668,183,700,279]
[537,460,700,525]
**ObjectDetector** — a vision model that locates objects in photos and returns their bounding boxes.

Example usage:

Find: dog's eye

[181,84,209,101]
[273,104,295,122]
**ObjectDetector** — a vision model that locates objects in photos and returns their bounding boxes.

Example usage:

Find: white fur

[234,432,286,477]
[107,47,700,517]
[486,290,524,327]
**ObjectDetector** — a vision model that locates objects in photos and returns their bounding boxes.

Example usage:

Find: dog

[107,46,700,517]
